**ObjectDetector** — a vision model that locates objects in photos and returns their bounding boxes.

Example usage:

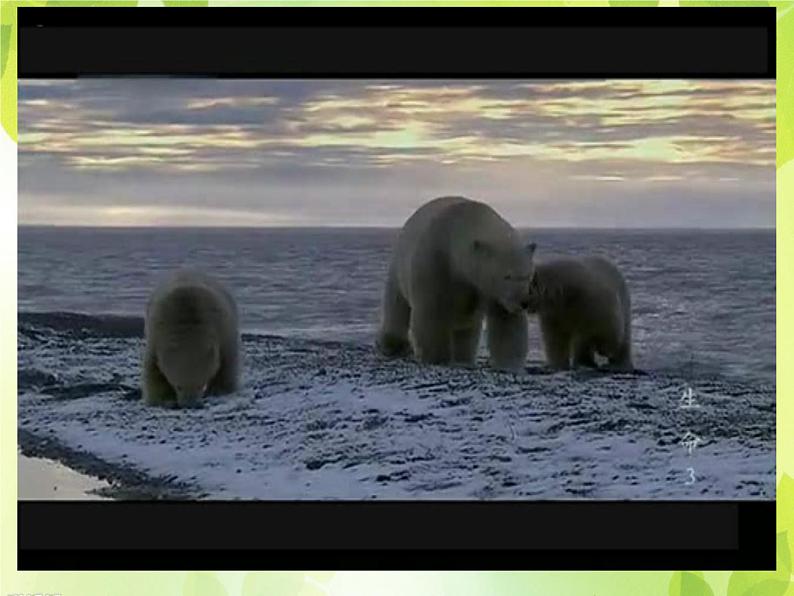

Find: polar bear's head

[524,276,545,313]
[150,284,225,408]
[524,275,552,314]
[471,239,536,314]
[524,262,565,314]
[158,334,221,408]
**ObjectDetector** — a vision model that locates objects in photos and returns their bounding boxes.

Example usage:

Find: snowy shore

[18,312,775,500]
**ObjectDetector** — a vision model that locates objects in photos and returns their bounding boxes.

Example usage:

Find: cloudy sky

[18,79,775,228]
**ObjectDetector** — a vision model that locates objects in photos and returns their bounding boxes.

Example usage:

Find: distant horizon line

[17,224,777,231]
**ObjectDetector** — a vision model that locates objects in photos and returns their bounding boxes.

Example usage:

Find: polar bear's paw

[376,332,412,358]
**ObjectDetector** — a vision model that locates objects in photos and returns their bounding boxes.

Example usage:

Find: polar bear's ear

[526,242,537,255]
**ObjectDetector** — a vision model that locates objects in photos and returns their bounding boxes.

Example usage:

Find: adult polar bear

[377,196,536,371]
[142,270,240,408]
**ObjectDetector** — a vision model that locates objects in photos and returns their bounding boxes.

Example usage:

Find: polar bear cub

[525,256,633,371]
[377,196,536,371]
[142,270,241,408]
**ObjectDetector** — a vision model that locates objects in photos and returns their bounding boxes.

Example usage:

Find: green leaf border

[1,2,792,596]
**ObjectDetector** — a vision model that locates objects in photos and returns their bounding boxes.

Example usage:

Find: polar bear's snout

[497,273,535,314]
[175,383,208,409]
[171,371,211,407]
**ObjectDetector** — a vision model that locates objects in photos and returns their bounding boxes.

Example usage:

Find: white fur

[142,270,240,408]
[377,196,535,371]
[527,256,633,371]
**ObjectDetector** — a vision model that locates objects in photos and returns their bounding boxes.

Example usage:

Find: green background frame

[0,2,790,595]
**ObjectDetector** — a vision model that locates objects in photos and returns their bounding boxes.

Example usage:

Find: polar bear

[525,256,633,371]
[376,196,536,371]
[142,270,240,408]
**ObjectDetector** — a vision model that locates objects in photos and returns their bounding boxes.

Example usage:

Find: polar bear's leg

[452,317,483,366]
[608,347,633,371]
[539,316,572,370]
[598,315,634,372]
[410,305,452,364]
[572,336,597,368]
[605,332,634,372]
[210,338,240,395]
[612,309,635,371]
[142,347,177,407]
[486,304,528,371]
[376,268,412,358]
[600,293,633,371]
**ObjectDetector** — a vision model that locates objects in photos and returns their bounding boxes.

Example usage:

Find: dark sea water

[18,226,775,384]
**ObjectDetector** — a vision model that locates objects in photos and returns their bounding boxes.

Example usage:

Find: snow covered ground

[18,312,775,500]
